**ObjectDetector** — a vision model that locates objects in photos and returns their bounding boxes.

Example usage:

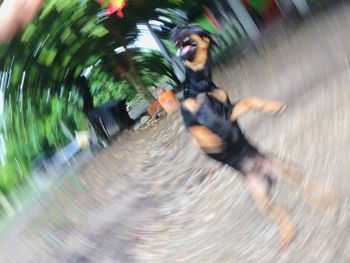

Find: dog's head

[171,24,218,67]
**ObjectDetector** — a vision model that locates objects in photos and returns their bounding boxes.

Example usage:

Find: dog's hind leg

[268,160,304,186]
[245,174,295,248]
[271,160,339,217]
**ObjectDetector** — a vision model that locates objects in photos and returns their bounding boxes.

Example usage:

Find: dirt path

[2,3,350,262]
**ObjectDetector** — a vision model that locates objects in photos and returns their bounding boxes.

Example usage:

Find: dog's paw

[263,101,287,115]
[276,210,296,248]
[280,223,296,248]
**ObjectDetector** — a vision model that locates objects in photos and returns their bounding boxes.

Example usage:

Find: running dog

[171,24,338,247]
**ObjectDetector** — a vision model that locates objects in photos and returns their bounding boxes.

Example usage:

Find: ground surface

[2,3,350,262]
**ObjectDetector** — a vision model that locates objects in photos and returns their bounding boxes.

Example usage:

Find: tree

[0,0,203,198]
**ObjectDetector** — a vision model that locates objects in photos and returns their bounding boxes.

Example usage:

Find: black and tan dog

[171,25,339,247]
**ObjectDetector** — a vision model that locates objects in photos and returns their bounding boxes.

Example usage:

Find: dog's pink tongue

[180,45,191,56]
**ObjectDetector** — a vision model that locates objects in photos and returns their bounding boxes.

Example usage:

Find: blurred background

[1,0,350,262]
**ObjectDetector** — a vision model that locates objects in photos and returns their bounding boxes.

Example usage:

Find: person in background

[0,0,45,44]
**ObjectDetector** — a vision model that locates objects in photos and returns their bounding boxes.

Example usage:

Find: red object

[158,90,179,114]
[117,9,123,18]
[203,6,220,29]
[242,0,282,24]
[147,101,162,116]
[106,3,117,16]
[242,0,252,11]
[264,0,282,23]
[97,0,126,18]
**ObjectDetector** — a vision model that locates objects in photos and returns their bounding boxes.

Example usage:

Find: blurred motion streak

[0,0,350,262]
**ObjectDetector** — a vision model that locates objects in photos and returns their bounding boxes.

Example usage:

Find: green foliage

[135,51,177,88]
[0,93,88,195]
[88,50,177,105]
[194,16,220,34]
[89,67,139,104]
[247,0,269,14]
[0,0,109,196]
[0,0,209,198]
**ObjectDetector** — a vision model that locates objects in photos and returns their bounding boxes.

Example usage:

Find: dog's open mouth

[176,36,197,58]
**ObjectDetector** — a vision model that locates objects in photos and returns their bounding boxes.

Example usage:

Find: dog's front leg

[245,174,295,248]
[230,97,286,122]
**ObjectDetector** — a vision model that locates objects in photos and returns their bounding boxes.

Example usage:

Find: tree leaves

[0,0,209,195]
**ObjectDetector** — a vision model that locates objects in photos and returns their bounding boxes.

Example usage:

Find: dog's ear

[200,29,220,47]
[206,32,219,47]
[170,24,220,47]
[170,26,180,45]
[210,34,220,46]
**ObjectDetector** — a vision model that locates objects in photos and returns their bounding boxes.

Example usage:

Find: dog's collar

[184,83,217,98]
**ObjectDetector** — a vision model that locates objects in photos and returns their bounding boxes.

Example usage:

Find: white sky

[133,24,160,51]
